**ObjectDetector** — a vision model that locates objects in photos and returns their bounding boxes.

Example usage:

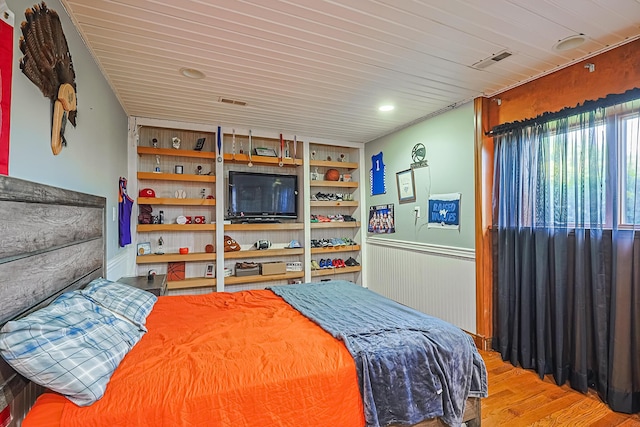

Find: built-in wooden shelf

[224,248,304,259]
[136,252,215,264]
[137,224,216,232]
[137,172,216,183]
[311,266,361,277]
[138,197,216,206]
[223,153,302,167]
[310,180,358,188]
[137,146,216,159]
[224,223,304,231]
[167,277,217,290]
[310,200,358,207]
[309,159,358,169]
[225,271,305,286]
[311,245,360,255]
[310,221,361,229]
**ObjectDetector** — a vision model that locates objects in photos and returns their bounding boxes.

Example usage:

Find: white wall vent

[471,50,513,69]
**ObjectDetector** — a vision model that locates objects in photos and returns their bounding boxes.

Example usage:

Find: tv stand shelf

[225,248,304,259]
[310,180,358,188]
[225,271,304,286]
[225,223,304,231]
[168,277,217,290]
[137,172,215,183]
[138,197,216,206]
[137,224,216,232]
[229,218,281,224]
[311,221,360,229]
[223,153,302,167]
[138,146,216,159]
[311,266,362,277]
[309,159,358,169]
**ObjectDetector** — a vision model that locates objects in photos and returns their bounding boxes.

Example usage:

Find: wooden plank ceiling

[59,0,640,143]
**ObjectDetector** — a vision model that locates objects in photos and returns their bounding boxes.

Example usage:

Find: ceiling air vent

[218,97,247,107]
[471,50,513,70]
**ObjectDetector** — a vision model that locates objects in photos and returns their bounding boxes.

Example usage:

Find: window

[621,113,640,225]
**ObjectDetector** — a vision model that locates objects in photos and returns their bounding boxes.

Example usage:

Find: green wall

[6,0,128,261]
[364,102,475,249]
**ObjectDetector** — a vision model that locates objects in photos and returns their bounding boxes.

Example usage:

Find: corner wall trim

[366,237,475,261]
[106,249,131,280]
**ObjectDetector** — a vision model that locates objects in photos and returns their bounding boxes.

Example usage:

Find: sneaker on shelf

[345,257,360,267]
[310,215,319,223]
[287,240,302,249]
[343,215,356,222]
[330,238,344,247]
[343,237,357,246]
[311,260,321,270]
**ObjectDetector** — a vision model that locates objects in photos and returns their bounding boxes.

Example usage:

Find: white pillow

[81,278,157,330]
[0,291,143,406]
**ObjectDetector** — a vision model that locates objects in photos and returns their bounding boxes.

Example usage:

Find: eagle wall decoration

[19,2,77,155]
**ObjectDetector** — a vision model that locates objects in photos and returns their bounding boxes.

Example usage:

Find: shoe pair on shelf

[345,257,360,267]
[314,192,342,201]
[311,238,358,248]
[310,214,332,223]
[317,258,345,269]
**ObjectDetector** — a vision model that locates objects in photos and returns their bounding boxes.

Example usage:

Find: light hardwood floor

[480,350,640,426]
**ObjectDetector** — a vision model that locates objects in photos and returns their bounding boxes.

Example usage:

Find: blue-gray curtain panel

[491,91,640,414]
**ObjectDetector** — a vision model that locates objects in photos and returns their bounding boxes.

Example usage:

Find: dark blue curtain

[492,96,640,413]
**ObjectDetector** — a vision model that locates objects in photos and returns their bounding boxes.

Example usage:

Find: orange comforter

[23,290,365,427]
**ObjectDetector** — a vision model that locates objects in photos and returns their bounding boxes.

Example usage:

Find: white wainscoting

[106,248,135,281]
[366,237,476,333]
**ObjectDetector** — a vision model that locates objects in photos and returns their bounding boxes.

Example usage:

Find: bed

[0,175,487,427]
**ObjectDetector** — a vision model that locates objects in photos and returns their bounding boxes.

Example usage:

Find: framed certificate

[137,242,152,256]
[254,147,277,157]
[396,169,416,203]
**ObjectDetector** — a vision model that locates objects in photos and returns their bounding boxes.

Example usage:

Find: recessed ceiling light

[553,34,587,51]
[379,105,395,112]
[179,67,205,79]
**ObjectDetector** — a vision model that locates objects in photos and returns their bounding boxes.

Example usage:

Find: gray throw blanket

[270,281,487,427]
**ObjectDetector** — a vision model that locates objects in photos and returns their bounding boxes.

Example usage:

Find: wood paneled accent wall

[473,39,640,349]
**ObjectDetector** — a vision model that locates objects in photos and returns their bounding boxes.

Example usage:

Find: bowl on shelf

[179,247,189,254]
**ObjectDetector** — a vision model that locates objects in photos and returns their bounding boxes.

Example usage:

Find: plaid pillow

[0,291,143,406]
[81,278,157,331]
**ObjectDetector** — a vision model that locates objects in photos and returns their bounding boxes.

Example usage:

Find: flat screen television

[227,171,298,220]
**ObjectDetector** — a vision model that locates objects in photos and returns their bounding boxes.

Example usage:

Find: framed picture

[368,204,395,234]
[205,263,215,278]
[193,137,206,151]
[396,169,416,203]
[137,242,151,256]
[254,147,277,157]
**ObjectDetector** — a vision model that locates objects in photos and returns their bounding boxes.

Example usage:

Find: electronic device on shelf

[230,218,282,224]
[227,171,298,221]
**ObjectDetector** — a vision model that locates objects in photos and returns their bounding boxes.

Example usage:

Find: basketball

[325,168,340,181]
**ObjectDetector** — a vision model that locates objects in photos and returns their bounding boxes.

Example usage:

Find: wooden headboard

[0,175,106,410]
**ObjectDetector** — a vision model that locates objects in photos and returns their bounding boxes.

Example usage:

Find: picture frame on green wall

[396,169,416,204]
